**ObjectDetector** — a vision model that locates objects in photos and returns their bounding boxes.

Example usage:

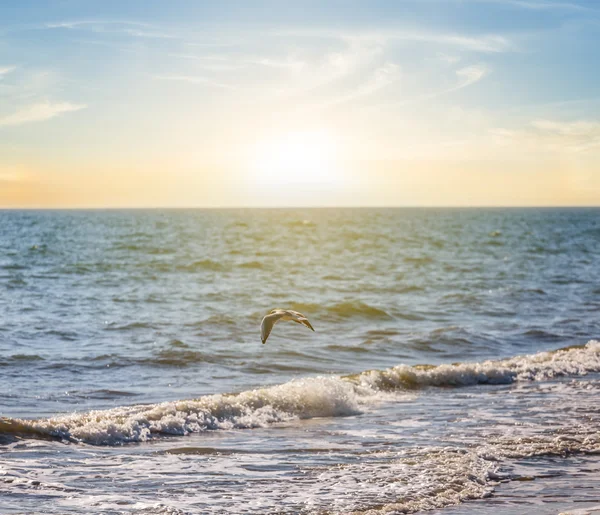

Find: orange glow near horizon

[1,157,599,208]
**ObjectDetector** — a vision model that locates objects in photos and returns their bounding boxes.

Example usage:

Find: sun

[250,129,343,191]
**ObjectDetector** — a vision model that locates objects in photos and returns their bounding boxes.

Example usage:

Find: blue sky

[1,0,599,206]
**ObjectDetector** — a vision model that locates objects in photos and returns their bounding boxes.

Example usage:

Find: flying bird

[260,309,315,344]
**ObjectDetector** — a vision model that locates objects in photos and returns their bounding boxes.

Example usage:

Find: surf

[1,341,599,446]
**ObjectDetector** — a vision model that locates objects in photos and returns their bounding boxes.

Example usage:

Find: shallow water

[1,208,600,513]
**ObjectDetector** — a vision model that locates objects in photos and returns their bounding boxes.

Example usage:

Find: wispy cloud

[153,75,234,90]
[0,66,16,77]
[492,119,600,153]
[121,28,176,39]
[247,57,306,72]
[455,64,489,89]
[46,20,149,29]
[377,63,489,109]
[387,30,511,53]
[474,0,595,12]
[327,62,401,107]
[284,28,513,53]
[281,39,386,99]
[438,53,461,65]
[167,53,247,71]
[532,119,600,152]
[185,41,239,49]
[45,20,175,39]
[0,102,87,127]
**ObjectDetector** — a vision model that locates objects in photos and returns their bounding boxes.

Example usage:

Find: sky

[1,0,599,207]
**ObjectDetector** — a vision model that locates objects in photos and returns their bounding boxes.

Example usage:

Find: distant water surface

[1,208,599,514]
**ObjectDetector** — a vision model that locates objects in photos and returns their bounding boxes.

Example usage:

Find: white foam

[354,340,600,390]
[6,341,600,445]
[19,376,363,445]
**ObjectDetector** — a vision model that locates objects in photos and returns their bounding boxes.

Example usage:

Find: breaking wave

[1,341,599,445]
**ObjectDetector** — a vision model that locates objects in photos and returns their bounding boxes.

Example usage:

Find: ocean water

[1,208,600,514]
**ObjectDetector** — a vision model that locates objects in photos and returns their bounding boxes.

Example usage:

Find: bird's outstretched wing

[260,309,315,344]
[260,310,285,344]
[288,310,315,331]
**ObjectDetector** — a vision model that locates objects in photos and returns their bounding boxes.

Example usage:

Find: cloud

[45,20,175,39]
[377,63,489,109]
[286,39,386,98]
[388,31,511,53]
[285,28,513,53]
[168,53,306,72]
[455,64,489,89]
[438,53,461,65]
[531,119,600,152]
[532,119,599,135]
[122,29,175,39]
[0,102,87,127]
[46,20,149,29]
[491,119,600,153]
[476,0,594,12]
[327,62,401,107]
[167,53,246,71]
[0,66,16,77]
[246,57,306,72]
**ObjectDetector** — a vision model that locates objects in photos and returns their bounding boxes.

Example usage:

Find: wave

[287,301,391,320]
[327,301,391,319]
[0,354,45,366]
[189,314,237,327]
[403,255,434,266]
[325,344,372,353]
[349,341,600,389]
[85,347,230,368]
[35,345,240,371]
[237,260,264,269]
[0,376,361,445]
[0,263,28,270]
[176,259,228,272]
[87,389,140,399]
[1,341,599,445]
[103,321,156,331]
[142,349,212,367]
[321,274,344,281]
[110,243,173,254]
[168,339,189,348]
[522,328,561,340]
[394,284,425,293]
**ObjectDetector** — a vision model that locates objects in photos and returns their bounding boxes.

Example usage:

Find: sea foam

[1,341,599,445]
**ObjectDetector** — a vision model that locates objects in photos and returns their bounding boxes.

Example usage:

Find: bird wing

[284,310,315,331]
[261,309,316,344]
[283,309,315,331]
[260,311,287,344]
[298,317,315,331]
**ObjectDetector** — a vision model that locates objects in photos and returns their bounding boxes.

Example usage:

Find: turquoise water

[1,208,600,513]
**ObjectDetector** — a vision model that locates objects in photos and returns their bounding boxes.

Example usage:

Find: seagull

[260,309,315,344]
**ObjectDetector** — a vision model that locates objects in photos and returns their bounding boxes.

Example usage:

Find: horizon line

[1,205,600,211]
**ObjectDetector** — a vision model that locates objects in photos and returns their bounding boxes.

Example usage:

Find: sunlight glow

[250,129,343,190]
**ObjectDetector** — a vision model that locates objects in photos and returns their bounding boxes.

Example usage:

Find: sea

[1,208,600,515]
